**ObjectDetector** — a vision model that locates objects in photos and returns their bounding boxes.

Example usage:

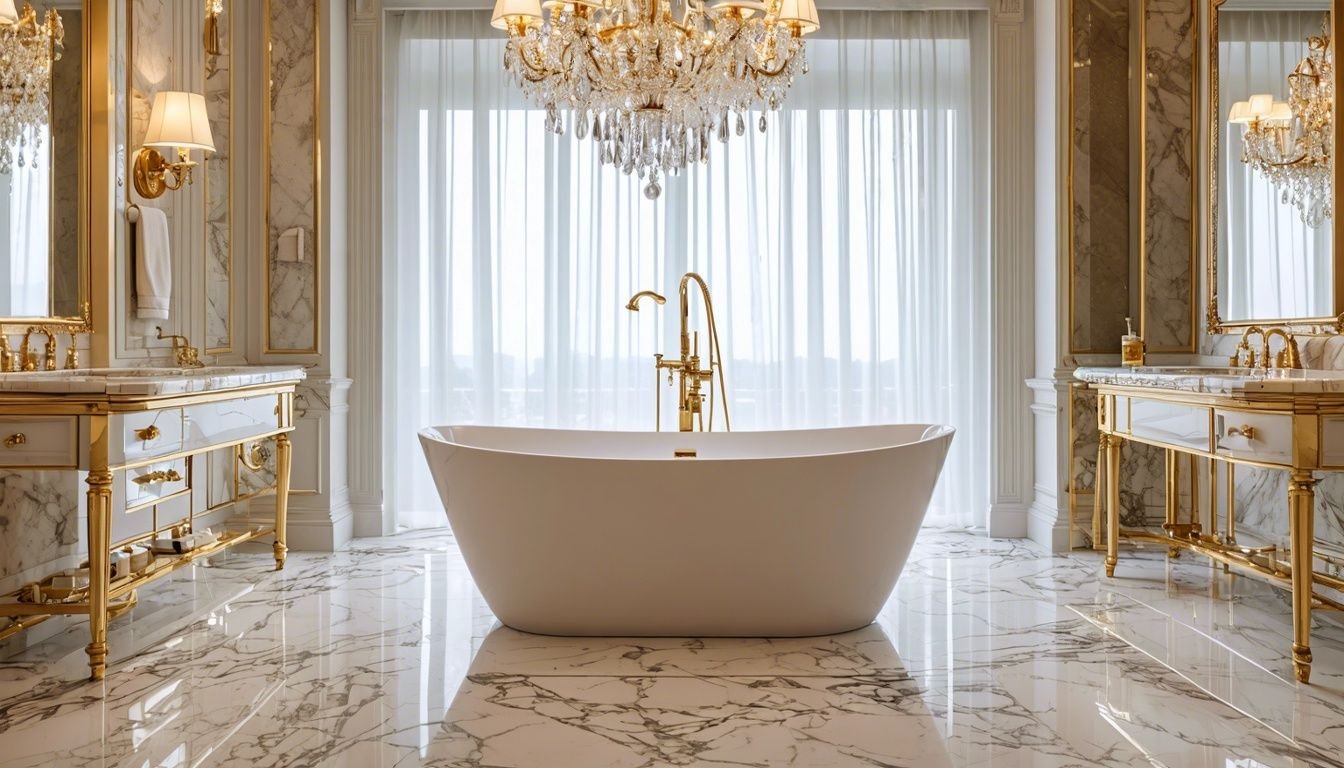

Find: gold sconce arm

[133,147,197,200]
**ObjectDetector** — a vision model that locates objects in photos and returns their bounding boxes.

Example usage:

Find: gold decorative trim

[1206,0,1344,335]
[205,0,234,356]
[1,1,93,331]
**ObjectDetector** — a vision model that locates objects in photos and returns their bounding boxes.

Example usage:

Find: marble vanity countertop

[1075,366,1344,395]
[0,366,306,397]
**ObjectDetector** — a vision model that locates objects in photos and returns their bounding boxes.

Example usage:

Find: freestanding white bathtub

[419,424,954,637]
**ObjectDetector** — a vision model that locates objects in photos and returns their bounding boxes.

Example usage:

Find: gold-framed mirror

[0,0,89,328]
[1207,0,1337,333]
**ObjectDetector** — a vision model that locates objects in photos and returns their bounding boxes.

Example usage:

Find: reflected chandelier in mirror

[0,0,63,173]
[1227,16,1332,227]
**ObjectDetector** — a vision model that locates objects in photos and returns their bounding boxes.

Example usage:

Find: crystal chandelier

[1228,20,1333,227]
[0,0,63,175]
[491,0,820,198]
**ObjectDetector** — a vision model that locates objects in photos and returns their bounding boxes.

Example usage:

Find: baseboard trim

[351,500,387,538]
[987,502,1029,538]
[1028,499,1070,553]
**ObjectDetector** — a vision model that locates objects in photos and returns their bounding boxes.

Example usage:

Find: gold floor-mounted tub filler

[627,272,731,433]
[1077,326,1344,685]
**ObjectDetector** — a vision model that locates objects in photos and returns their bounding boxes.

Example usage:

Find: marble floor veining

[0,530,1343,767]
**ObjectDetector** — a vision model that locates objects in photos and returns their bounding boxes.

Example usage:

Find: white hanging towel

[134,206,172,320]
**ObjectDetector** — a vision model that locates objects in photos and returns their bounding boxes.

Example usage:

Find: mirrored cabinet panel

[1211,0,1336,329]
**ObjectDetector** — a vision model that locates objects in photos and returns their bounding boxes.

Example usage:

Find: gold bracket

[238,441,268,472]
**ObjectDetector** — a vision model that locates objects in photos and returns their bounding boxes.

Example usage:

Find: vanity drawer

[0,417,78,467]
[1126,399,1211,452]
[116,409,185,464]
[125,457,190,510]
[183,394,283,451]
[1214,410,1293,466]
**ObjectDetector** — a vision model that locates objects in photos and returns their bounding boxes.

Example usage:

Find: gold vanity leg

[273,432,292,571]
[1165,449,1181,558]
[1208,457,1218,542]
[1104,432,1120,577]
[85,414,113,681]
[1289,470,1316,684]
[1091,438,1104,551]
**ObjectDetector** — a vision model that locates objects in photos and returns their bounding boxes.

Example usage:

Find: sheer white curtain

[385,9,989,530]
[1220,11,1331,320]
[0,126,51,316]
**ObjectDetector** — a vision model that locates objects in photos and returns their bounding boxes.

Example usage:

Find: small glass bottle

[1121,317,1144,367]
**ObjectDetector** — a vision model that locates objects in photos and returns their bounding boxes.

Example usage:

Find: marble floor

[0,530,1342,767]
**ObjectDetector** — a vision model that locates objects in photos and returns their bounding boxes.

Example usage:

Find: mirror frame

[1206,0,1343,334]
[0,0,92,331]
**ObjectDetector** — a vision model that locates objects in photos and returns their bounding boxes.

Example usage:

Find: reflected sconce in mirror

[204,0,223,56]
[132,91,215,199]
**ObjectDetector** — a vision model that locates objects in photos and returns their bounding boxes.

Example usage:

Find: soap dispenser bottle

[1121,317,1144,367]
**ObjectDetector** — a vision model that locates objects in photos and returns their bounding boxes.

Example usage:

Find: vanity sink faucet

[1230,326,1301,370]
[155,327,205,368]
[18,327,57,372]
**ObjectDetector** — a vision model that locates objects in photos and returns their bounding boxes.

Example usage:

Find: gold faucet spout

[625,290,667,312]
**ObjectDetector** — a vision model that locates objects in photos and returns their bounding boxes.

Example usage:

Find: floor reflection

[426,624,954,768]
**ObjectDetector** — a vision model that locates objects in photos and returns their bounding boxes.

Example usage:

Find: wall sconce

[204,0,223,56]
[132,91,214,199]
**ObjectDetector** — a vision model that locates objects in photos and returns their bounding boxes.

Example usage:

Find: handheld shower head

[626,290,667,312]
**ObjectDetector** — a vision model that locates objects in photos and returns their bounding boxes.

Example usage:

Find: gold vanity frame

[1205,0,1344,334]
[1092,384,1344,684]
[0,384,297,681]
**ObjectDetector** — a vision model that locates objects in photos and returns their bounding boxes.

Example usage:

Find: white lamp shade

[777,0,819,33]
[142,91,215,153]
[1228,101,1254,124]
[1263,101,1294,127]
[1247,93,1275,118]
[0,0,18,24]
[491,0,543,30]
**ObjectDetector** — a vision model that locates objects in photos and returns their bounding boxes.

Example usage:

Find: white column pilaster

[346,0,387,536]
[988,0,1036,537]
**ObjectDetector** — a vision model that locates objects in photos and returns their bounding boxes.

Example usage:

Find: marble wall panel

[1142,0,1195,351]
[205,1,231,352]
[1070,387,1169,549]
[50,10,82,319]
[1070,0,1133,353]
[267,0,318,353]
[0,471,82,596]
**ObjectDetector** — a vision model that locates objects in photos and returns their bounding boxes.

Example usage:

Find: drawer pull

[4,433,26,448]
[1227,425,1257,441]
[133,469,182,486]
[135,425,162,442]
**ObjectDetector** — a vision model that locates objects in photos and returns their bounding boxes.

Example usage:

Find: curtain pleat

[386,9,990,530]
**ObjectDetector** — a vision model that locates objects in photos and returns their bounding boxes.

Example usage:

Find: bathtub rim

[417,423,955,463]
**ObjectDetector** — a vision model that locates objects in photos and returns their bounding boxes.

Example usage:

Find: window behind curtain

[385,9,990,530]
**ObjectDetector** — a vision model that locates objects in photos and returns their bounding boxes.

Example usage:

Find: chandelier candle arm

[493,0,818,198]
